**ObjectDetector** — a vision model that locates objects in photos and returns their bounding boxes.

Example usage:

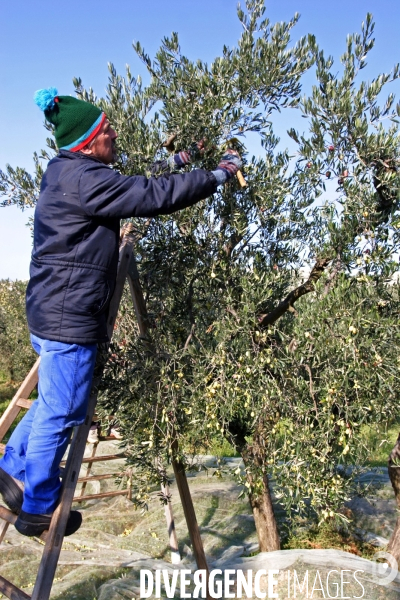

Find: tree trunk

[241,447,280,552]
[387,432,400,561]
[248,471,281,552]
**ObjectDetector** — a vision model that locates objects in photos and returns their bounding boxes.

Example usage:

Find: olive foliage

[97,3,400,532]
[0,280,36,381]
[1,1,399,543]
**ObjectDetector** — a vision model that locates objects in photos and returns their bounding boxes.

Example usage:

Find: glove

[212,149,242,185]
[167,140,205,170]
[170,149,191,169]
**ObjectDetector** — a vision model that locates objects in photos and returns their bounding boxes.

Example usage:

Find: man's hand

[212,149,243,185]
[163,139,244,187]
[172,140,205,168]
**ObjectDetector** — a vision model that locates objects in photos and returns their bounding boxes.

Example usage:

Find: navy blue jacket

[26,150,217,344]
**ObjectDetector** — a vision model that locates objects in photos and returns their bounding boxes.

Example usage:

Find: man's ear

[79,146,93,156]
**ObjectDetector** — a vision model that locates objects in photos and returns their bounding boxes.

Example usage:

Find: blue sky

[1,0,399,279]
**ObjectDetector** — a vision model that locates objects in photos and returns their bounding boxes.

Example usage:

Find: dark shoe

[0,467,24,514]
[15,509,82,537]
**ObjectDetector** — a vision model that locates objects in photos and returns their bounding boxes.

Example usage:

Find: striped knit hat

[34,87,105,151]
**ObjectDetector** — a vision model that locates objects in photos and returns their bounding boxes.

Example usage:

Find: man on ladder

[0,88,241,538]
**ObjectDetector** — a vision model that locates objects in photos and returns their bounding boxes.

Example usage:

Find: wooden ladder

[0,227,209,600]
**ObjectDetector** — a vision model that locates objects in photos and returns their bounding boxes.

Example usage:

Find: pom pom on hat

[34,87,59,112]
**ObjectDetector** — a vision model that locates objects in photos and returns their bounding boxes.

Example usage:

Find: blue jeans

[0,335,97,514]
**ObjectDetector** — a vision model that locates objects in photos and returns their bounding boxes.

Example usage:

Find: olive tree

[97,6,400,552]
[95,0,318,552]
[1,1,399,553]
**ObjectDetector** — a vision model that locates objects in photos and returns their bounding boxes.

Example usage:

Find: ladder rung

[73,489,130,503]
[0,575,31,600]
[77,473,119,483]
[68,436,123,446]
[0,505,48,543]
[16,398,34,410]
[0,505,17,525]
[60,453,126,466]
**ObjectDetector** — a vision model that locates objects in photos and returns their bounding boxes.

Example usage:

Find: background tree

[0,280,36,381]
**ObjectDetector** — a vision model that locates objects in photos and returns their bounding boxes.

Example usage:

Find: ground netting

[0,441,398,599]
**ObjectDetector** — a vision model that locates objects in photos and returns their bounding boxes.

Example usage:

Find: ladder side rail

[106,232,136,340]
[0,358,40,442]
[79,441,99,497]
[0,509,32,599]
[0,518,9,544]
[127,468,133,501]
[171,455,210,573]
[161,480,180,564]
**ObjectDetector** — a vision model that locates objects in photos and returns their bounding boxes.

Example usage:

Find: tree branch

[322,253,342,297]
[303,364,318,416]
[224,232,243,257]
[258,258,331,327]
[183,324,195,351]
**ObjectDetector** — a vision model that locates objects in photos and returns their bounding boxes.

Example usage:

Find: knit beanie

[34,87,105,151]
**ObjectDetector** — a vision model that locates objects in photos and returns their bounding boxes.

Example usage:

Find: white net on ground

[0,445,398,599]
